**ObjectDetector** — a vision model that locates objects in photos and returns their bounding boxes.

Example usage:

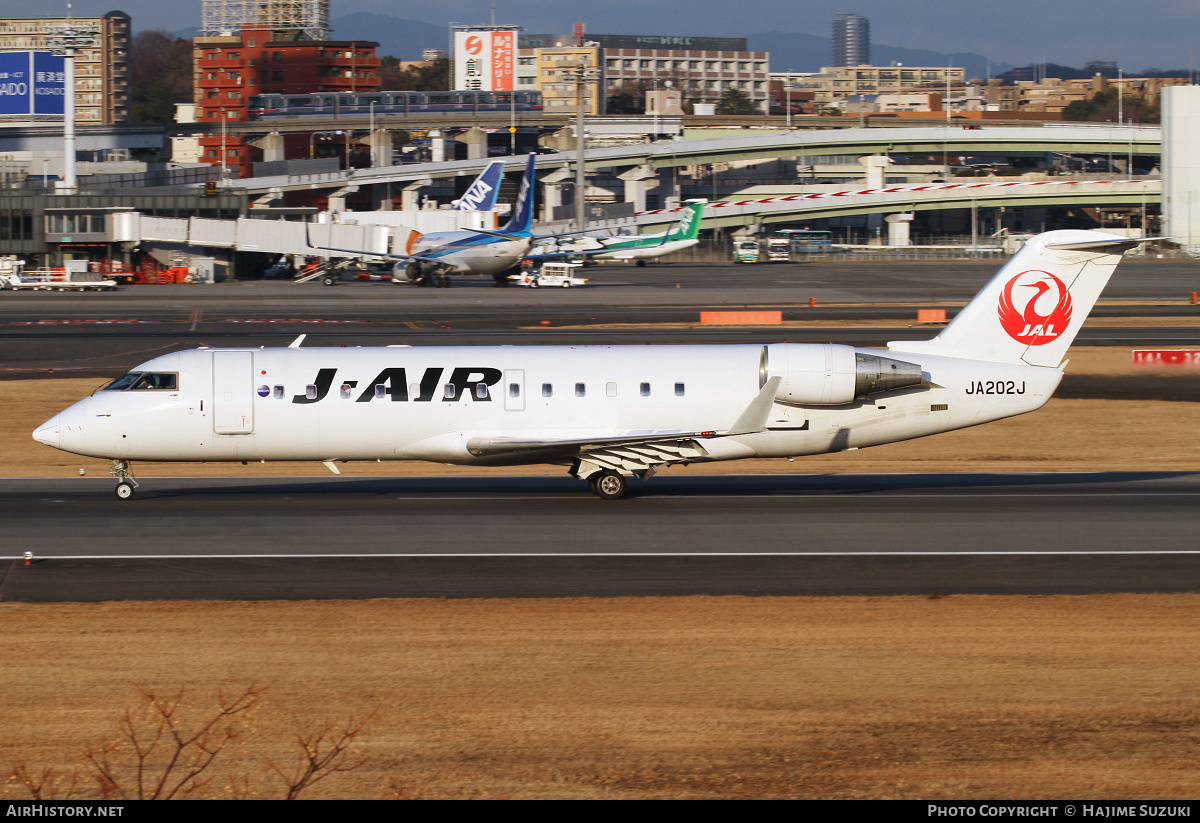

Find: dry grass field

[2,596,1200,799]
[1,346,1198,799]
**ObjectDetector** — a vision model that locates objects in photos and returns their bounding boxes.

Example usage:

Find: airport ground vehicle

[767,237,791,262]
[248,90,544,119]
[0,258,117,291]
[733,240,762,263]
[34,230,1145,501]
[776,229,834,255]
[510,262,588,288]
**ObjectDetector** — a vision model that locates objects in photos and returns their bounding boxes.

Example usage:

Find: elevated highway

[230,124,1161,195]
[636,178,1160,230]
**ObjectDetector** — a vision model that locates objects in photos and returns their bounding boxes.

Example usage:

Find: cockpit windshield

[102,372,178,391]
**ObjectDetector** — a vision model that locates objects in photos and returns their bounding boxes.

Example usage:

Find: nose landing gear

[110,459,139,500]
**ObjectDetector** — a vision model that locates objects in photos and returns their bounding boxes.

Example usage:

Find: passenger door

[212,351,255,434]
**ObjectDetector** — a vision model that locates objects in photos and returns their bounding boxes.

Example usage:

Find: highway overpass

[231,124,1161,195]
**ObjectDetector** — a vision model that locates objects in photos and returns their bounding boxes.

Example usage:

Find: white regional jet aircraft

[34,229,1140,500]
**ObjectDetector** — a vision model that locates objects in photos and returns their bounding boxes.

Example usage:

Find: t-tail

[888,229,1146,368]
[667,203,705,242]
[500,152,537,236]
[452,160,505,211]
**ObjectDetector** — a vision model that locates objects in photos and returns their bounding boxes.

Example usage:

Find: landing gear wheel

[115,481,135,500]
[493,272,511,288]
[592,470,627,500]
[435,274,452,288]
[636,259,647,267]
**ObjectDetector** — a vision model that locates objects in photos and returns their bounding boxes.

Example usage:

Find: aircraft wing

[304,225,445,265]
[465,430,716,460]
[465,378,782,461]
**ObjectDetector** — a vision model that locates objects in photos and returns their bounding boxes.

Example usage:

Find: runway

[1,257,1198,376]
[2,472,1197,601]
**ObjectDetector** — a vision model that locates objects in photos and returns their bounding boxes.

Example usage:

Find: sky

[4,0,1198,71]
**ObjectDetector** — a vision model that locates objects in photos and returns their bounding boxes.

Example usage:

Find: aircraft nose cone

[33,416,61,448]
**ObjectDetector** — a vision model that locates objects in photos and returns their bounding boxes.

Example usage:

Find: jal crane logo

[997,270,1073,346]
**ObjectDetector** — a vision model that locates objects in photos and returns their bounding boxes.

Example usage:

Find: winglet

[727,377,782,435]
[288,334,306,348]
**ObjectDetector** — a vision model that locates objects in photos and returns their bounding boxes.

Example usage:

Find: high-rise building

[0,11,130,124]
[832,13,869,67]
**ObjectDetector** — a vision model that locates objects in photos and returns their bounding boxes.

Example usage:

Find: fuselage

[408,231,531,275]
[34,344,1061,467]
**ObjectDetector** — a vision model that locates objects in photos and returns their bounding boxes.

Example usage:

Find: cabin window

[675,382,686,396]
[340,383,353,399]
[542,383,553,398]
[102,372,142,391]
[443,384,455,399]
[273,385,284,399]
[575,382,586,397]
[475,383,488,399]
[305,385,318,400]
[103,372,178,391]
[509,383,520,398]
[375,384,387,399]
[640,382,651,397]
[606,382,617,397]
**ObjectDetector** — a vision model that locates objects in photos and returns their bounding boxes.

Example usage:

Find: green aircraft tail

[666,203,705,242]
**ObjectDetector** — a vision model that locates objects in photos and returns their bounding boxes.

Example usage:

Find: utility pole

[565,60,600,234]
[46,12,99,195]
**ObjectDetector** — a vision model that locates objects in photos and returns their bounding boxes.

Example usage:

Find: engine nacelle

[762,343,924,405]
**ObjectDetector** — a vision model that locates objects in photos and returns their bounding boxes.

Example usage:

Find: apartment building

[799,65,967,110]
[193,29,380,177]
[0,11,130,124]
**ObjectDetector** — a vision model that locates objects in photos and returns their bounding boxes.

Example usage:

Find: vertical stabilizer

[501,152,537,236]
[668,203,705,242]
[888,230,1139,367]
[453,160,506,211]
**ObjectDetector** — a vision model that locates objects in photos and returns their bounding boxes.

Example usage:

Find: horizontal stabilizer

[1044,236,1167,252]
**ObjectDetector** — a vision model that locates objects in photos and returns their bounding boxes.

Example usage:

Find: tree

[128,30,193,124]
[7,685,379,800]
[378,57,451,92]
[716,87,758,115]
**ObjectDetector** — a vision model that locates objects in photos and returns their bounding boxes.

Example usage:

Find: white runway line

[7,551,1200,561]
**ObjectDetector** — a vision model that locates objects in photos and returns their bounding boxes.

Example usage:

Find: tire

[592,471,627,501]
[636,260,646,267]
[322,276,337,286]
[561,281,571,288]
[115,481,135,500]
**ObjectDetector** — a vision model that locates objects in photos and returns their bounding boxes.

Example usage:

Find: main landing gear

[586,470,627,501]
[110,459,138,500]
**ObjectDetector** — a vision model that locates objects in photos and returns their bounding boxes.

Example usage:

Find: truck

[732,239,762,263]
[767,236,791,262]
[0,257,118,291]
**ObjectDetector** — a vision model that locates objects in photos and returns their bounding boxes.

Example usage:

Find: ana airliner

[315,152,572,288]
[35,230,1140,500]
